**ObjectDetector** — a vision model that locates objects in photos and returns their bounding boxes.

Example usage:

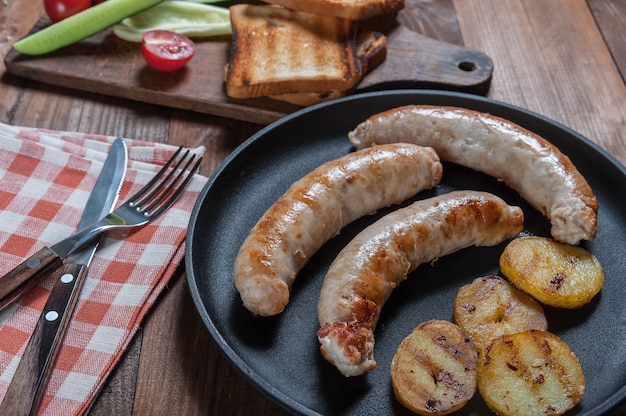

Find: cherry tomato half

[141,30,196,72]
[44,0,91,22]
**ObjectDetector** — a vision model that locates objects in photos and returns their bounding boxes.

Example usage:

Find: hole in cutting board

[458,61,478,72]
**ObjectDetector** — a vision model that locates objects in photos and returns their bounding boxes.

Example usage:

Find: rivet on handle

[45,311,59,321]
[60,273,75,284]
[26,258,40,268]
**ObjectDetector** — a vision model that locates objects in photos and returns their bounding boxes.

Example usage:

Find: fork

[0,147,202,312]
[53,146,201,256]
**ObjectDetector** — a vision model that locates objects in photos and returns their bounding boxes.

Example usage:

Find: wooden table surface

[1,0,625,415]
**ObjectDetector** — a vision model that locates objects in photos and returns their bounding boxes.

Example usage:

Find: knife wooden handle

[0,247,63,312]
[0,262,88,416]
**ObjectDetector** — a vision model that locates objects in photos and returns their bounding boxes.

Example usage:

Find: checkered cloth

[0,123,206,415]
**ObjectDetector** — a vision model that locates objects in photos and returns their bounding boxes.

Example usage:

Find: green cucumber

[165,0,227,3]
[112,1,231,42]
[13,0,165,55]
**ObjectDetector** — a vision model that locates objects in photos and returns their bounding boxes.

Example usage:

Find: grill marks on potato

[391,320,477,415]
[453,276,548,355]
[451,274,587,414]
[478,330,585,416]
[391,237,595,414]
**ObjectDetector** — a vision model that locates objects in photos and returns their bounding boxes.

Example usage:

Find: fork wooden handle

[0,262,88,416]
[0,247,63,313]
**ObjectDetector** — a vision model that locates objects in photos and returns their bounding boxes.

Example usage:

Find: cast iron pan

[186,90,626,415]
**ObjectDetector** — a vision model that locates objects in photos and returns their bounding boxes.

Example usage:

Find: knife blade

[0,138,127,416]
[0,140,127,312]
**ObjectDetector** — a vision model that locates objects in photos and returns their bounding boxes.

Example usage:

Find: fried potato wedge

[454,275,548,355]
[478,330,585,416]
[391,320,477,416]
[500,236,604,308]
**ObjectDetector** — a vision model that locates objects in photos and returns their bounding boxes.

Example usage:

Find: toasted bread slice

[356,29,387,73]
[225,4,362,99]
[263,0,405,20]
[271,30,387,105]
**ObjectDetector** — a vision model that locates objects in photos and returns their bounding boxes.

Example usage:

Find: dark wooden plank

[398,0,464,45]
[455,1,626,414]
[357,25,492,93]
[454,0,626,165]
[4,3,493,125]
[87,332,141,416]
[588,0,626,83]
[1,74,174,139]
[131,273,291,415]
[0,1,44,123]
[133,273,213,415]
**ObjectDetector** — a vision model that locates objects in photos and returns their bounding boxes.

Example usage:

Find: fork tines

[131,147,202,218]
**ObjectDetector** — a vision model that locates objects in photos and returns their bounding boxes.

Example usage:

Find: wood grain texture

[588,0,626,81]
[0,247,63,312]
[4,2,493,124]
[453,0,626,165]
[0,1,42,123]
[133,274,291,415]
[0,0,624,415]
[87,333,140,415]
[397,0,464,45]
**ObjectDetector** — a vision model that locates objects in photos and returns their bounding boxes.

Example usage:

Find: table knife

[0,140,127,312]
[0,138,127,416]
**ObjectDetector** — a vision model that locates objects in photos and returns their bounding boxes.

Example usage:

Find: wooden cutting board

[4,12,493,125]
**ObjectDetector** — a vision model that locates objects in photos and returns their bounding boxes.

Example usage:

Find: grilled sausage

[234,143,443,317]
[317,190,524,376]
[348,105,597,245]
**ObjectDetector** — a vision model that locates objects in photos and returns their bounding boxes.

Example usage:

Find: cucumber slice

[112,1,231,42]
[13,0,165,55]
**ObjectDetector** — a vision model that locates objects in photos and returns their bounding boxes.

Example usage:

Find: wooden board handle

[4,19,494,125]
[359,27,493,94]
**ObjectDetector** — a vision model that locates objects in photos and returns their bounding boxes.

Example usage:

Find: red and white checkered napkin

[0,123,207,415]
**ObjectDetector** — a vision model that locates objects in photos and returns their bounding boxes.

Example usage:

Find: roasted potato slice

[499,236,604,308]
[453,275,548,355]
[391,320,477,416]
[478,330,585,416]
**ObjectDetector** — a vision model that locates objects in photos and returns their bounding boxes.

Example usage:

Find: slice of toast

[263,0,405,21]
[225,4,362,99]
[271,30,387,105]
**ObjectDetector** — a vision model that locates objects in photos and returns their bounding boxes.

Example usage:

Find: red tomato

[43,0,91,22]
[141,30,196,72]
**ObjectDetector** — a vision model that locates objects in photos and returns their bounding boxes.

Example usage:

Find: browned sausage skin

[348,105,597,245]
[234,143,443,317]
[317,191,524,376]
